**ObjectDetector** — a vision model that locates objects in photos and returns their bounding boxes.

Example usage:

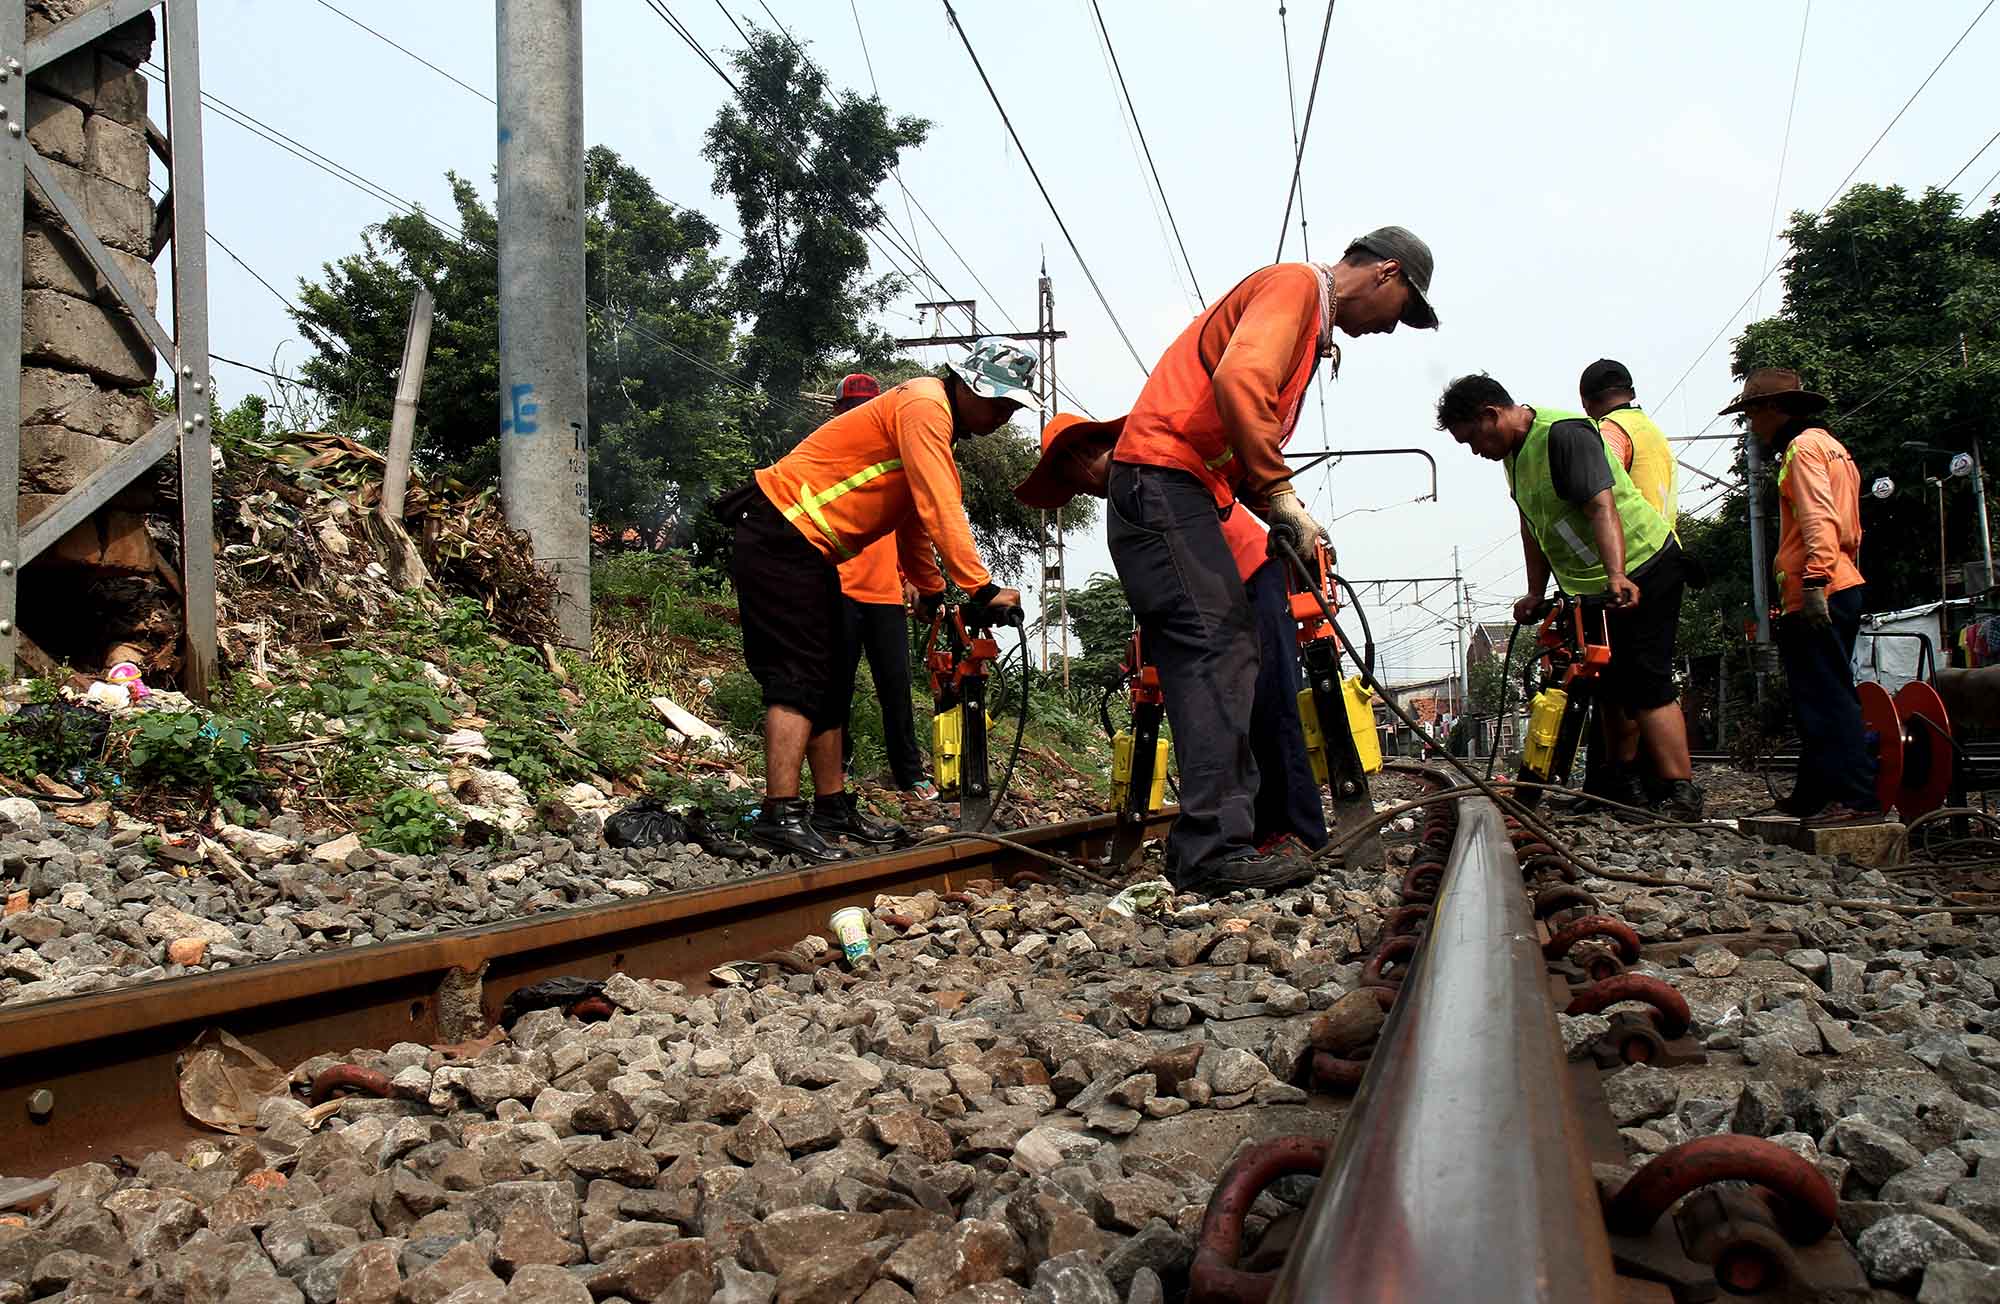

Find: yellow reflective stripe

[780,458,904,560]
[1205,448,1235,470]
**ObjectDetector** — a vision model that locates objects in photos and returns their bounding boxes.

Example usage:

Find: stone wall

[20,1,157,572]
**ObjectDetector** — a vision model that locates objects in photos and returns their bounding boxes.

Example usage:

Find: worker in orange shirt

[1015,415,1327,853]
[717,340,1034,861]
[1108,227,1439,894]
[1724,367,1879,824]
[829,374,933,797]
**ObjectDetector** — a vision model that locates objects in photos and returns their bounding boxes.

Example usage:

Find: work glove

[1802,586,1832,630]
[914,591,945,624]
[1263,487,1333,567]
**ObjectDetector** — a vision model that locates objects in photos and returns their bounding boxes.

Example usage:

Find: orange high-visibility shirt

[1114,264,1323,508]
[839,537,905,605]
[1775,428,1865,614]
[754,377,990,595]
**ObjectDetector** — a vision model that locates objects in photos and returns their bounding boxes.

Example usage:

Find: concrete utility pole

[1744,431,1772,714]
[497,0,591,649]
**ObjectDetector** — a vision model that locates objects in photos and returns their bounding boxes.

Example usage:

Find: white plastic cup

[829,906,872,964]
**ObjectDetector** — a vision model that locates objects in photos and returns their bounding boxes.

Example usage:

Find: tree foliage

[1686,183,2000,648]
[290,149,754,548]
[704,25,929,462]
[1063,572,1136,694]
[285,56,1069,581]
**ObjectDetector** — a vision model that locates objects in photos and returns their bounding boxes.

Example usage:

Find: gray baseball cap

[1345,225,1439,329]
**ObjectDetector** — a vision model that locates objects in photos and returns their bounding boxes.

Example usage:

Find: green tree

[1696,182,2000,641]
[290,147,748,547]
[704,24,930,462]
[1063,571,1135,694]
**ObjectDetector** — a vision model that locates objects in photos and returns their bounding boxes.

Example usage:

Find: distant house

[1467,621,1516,668]
[1375,674,1462,756]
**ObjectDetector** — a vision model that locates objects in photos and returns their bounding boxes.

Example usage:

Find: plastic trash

[1104,879,1176,919]
[602,797,689,849]
[106,662,149,701]
[498,976,606,1027]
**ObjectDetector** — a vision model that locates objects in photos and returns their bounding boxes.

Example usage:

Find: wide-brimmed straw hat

[1012,412,1126,509]
[1718,367,1829,416]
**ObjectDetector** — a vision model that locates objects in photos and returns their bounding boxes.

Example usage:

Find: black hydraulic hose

[1487,620,1523,781]
[1270,535,1596,877]
[982,622,1031,832]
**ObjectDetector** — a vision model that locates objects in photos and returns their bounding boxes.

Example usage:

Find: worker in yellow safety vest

[1577,359,1688,808]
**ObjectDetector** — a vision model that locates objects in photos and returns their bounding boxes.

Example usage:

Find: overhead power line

[1657,0,1997,418]
[144,67,802,422]
[1086,0,1203,303]
[642,0,1097,413]
[1753,0,1810,321]
[1273,0,1335,263]
[312,0,495,105]
[940,0,1152,378]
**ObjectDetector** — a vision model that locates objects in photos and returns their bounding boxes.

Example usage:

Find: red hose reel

[1857,678,1954,819]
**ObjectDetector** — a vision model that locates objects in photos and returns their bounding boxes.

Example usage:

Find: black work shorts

[722,482,849,731]
[1602,539,1685,712]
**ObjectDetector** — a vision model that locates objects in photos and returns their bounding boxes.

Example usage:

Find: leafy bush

[467,650,573,792]
[0,698,106,783]
[573,697,669,779]
[293,651,452,743]
[367,788,455,854]
[127,710,262,799]
[595,552,737,646]
[709,671,764,735]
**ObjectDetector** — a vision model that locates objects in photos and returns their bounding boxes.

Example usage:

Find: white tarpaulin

[1853,599,1973,692]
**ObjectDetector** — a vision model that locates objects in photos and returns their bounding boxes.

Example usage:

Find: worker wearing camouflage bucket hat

[715,338,1034,863]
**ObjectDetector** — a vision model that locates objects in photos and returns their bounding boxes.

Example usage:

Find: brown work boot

[1802,802,1884,828]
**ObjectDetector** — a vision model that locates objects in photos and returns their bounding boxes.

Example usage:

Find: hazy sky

[180,1,2000,680]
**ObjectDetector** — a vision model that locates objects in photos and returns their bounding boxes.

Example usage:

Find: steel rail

[0,809,1166,1174]
[1270,798,1618,1302]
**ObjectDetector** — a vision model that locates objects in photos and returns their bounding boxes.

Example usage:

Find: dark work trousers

[1107,463,1261,878]
[838,598,927,790]
[1776,585,1878,812]
[1245,560,1330,849]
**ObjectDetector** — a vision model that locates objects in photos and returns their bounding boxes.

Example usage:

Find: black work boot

[684,807,754,861]
[746,797,849,863]
[811,791,907,848]
[1177,849,1316,897]
[1650,780,1707,822]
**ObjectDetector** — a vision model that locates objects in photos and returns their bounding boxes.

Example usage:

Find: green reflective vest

[1599,404,1677,534]
[1504,406,1670,596]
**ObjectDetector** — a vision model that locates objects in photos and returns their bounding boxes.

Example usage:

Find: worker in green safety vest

[1435,372,1702,819]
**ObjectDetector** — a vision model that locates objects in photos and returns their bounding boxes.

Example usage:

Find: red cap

[838,373,882,402]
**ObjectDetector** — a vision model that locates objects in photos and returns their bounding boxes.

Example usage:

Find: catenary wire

[1272,0,1334,263]
[312,0,495,105]
[1086,0,1203,304]
[940,0,1152,378]
[1657,0,1997,418]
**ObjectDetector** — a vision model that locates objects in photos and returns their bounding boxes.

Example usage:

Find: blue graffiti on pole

[500,383,538,436]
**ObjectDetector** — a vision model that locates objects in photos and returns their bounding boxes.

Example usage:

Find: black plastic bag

[499,976,606,1028]
[8,701,111,763]
[603,797,690,849]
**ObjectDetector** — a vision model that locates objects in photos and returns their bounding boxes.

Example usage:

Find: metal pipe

[1270,798,1617,1303]
[497,0,592,648]
[1974,439,1994,592]
[1282,447,1439,502]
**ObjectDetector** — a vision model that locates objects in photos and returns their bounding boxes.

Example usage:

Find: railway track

[0,809,1168,1176]
[0,780,1885,1300]
[1193,777,1867,1303]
